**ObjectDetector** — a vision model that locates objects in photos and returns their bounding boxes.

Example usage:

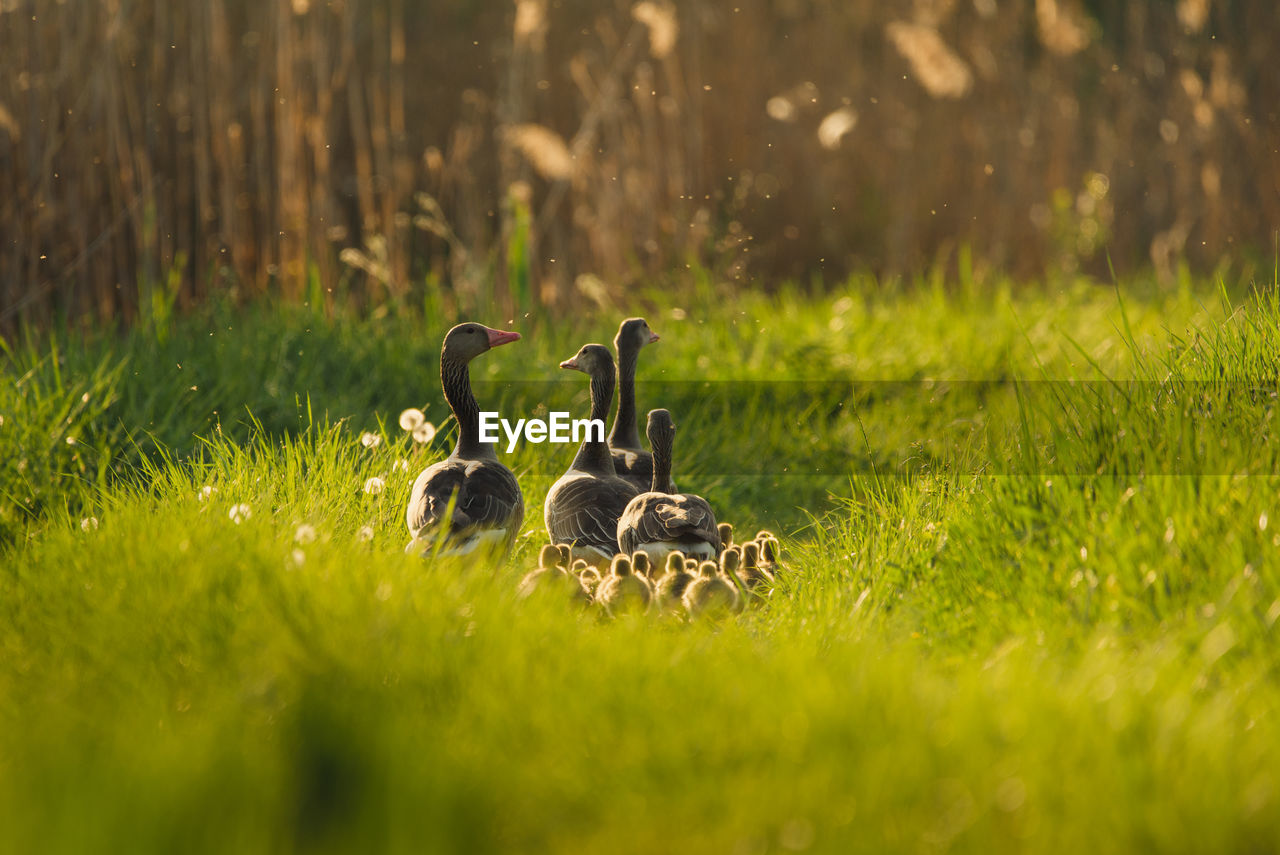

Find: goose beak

[648,331,660,344]
[485,327,521,348]
[559,357,580,371]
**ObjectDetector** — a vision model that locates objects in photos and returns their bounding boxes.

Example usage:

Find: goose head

[443,322,520,363]
[559,343,614,377]
[615,317,660,353]
[644,408,675,462]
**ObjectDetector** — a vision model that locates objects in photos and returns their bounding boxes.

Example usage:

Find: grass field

[4,275,1280,853]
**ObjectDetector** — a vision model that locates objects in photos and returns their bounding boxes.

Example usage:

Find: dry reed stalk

[1,0,1278,335]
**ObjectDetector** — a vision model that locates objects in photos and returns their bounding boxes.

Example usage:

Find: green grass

[3,274,1280,853]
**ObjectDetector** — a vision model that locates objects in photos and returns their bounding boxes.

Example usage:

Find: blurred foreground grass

[3,275,1280,853]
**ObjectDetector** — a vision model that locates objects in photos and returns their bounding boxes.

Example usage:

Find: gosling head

[611,553,633,578]
[666,551,685,576]
[743,541,760,570]
[720,545,741,574]
[631,551,651,578]
[539,544,560,569]
[717,522,734,548]
[698,560,718,579]
[557,543,573,567]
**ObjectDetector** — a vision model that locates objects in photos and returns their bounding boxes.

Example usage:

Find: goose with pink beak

[405,323,525,557]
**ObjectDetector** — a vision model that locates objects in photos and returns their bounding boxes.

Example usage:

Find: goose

[544,344,640,565]
[405,323,524,557]
[682,559,742,618]
[595,553,653,617]
[616,409,721,565]
[654,551,695,613]
[609,317,676,493]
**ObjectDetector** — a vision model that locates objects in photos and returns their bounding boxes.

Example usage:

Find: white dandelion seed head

[229,503,252,523]
[295,523,317,544]
[364,477,385,495]
[199,485,217,502]
[399,408,426,431]
[360,431,381,449]
[357,525,375,542]
[412,421,437,444]
[80,516,99,532]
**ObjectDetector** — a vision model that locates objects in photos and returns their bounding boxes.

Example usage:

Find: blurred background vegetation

[2,0,1277,334]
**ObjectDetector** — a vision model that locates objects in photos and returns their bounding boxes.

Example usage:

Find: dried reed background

[1,0,1277,332]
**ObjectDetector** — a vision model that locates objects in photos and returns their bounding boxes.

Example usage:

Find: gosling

[682,559,742,618]
[595,553,653,617]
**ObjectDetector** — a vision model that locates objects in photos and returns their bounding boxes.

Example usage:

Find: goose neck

[442,356,495,459]
[571,369,616,473]
[609,346,642,449]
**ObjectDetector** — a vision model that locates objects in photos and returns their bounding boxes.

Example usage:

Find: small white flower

[393,458,409,473]
[412,421,437,444]
[295,523,317,544]
[80,516,99,532]
[229,503,252,524]
[356,525,375,542]
[360,431,382,448]
[398,408,426,431]
[291,548,306,567]
[364,477,385,495]
[199,485,218,502]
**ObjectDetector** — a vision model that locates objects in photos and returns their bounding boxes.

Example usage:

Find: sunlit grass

[3,274,1279,853]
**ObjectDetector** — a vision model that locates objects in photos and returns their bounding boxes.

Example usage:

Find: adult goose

[609,317,675,493]
[404,323,524,557]
[544,344,640,565]
[616,409,721,565]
